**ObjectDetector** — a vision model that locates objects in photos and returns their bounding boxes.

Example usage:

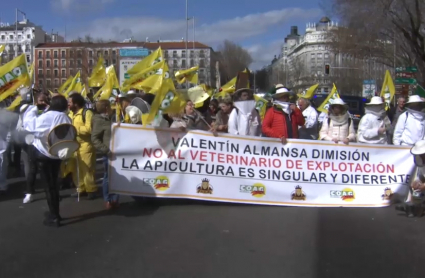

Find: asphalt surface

[1,178,425,278]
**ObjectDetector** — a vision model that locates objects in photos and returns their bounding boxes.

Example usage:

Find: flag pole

[185,0,189,89]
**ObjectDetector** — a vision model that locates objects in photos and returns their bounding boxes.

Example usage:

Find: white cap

[127,90,137,95]
[406,95,425,104]
[366,96,384,105]
[330,98,347,106]
[411,140,425,155]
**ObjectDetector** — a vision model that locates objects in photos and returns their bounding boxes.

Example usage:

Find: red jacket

[262,107,305,138]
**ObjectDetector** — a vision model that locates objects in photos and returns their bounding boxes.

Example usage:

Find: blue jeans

[0,152,8,191]
[103,156,119,202]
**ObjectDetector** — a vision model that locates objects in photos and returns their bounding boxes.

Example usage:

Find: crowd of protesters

[0,83,425,226]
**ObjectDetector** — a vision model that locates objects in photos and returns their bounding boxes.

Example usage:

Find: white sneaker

[23,194,32,204]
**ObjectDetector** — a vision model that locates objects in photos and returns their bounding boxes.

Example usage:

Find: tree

[323,0,425,84]
[217,40,253,83]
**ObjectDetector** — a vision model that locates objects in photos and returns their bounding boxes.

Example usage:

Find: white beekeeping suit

[393,95,425,146]
[357,96,391,144]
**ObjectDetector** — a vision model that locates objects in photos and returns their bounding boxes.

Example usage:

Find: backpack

[82,108,94,124]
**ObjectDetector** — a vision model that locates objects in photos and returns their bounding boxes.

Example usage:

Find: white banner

[109,124,415,207]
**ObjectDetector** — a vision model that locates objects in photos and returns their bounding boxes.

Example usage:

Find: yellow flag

[254,95,268,120]
[106,65,120,89]
[124,61,167,94]
[48,90,54,96]
[126,47,163,75]
[0,54,30,102]
[298,83,319,99]
[88,56,106,87]
[122,60,164,89]
[141,62,173,126]
[81,83,90,98]
[380,70,396,110]
[58,76,73,94]
[317,83,340,113]
[27,61,35,84]
[175,66,199,84]
[6,95,22,111]
[64,71,82,97]
[0,45,4,64]
[96,66,120,100]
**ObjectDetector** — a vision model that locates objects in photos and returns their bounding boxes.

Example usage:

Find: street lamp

[15,9,26,58]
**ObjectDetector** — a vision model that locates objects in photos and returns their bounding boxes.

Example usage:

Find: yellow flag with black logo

[0,54,30,102]
[126,47,163,75]
[124,61,167,94]
[317,83,340,113]
[0,45,5,64]
[175,66,199,84]
[254,95,268,120]
[380,70,396,111]
[28,61,35,84]
[298,83,319,99]
[64,71,82,97]
[88,56,106,87]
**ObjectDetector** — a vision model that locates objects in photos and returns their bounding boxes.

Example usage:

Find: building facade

[34,41,215,92]
[0,17,63,65]
[268,17,391,95]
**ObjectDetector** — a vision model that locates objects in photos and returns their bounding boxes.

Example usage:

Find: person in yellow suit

[68,92,97,200]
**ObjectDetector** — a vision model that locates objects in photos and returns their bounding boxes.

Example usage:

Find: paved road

[0,180,424,278]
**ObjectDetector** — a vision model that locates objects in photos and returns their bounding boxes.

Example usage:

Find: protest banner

[109,124,415,207]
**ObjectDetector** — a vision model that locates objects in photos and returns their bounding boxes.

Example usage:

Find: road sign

[396,72,414,78]
[395,78,417,85]
[395,66,418,73]
[362,80,376,98]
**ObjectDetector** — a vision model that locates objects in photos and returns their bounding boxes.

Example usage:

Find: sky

[1,0,324,69]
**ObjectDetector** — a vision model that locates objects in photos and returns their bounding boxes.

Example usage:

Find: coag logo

[197,178,213,194]
[240,183,266,198]
[330,188,355,201]
[142,176,170,191]
[291,185,306,201]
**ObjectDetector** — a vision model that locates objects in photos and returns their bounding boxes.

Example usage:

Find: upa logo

[142,176,170,191]
[240,183,266,198]
[330,188,355,201]
[382,187,393,201]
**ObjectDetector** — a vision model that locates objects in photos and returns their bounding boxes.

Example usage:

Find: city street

[0,181,424,278]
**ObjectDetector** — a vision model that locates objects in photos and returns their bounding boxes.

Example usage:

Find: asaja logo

[142,176,170,191]
[240,183,266,198]
[197,178,213,194]
[330,188,355,201]
[382,187,393,201]
[291,185,306,201]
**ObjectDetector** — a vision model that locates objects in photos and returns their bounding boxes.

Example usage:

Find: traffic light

[325,64,330,75]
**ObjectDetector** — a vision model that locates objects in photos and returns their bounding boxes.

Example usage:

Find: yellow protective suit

[71,108,97,193]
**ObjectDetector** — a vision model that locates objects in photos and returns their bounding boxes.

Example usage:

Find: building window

[77,59,82,66]
[46,51,50,58]
[61,50,66,58]
[104,50,108,56]
[54,69,58,77]
[89,51,93,58]
[38,69,43,77]
[1,35,5,40]
[164,51,169,58]
[112,50,116,56]
[190,50,194,58]
[77,50,82,58]
[47,69,51,76]
[39,80,43,86]
[324,53,329,60]
[54,51,58,58]
[54,60,58,67]
[105,60,109,66]
[62,69,66,76]
[112,59,116,64]
[199,50,205,58]
[9,35,13,40]
[199,59,205,68]
[173,51,177,58]
[70,60,74,67]
[190,59,194,67]
[38,51,42,58]
[38,60,42,68]
[70,69,74,76]
[97,51,101,57]
[182,51,186,58]
[62,59,66,67]
[47,79,51,86]
[181,60,186,68]
[46,60,51,67]
[173,60,178,68]
[62,78,66,84]
[70,50,74,57]
[55,79,59,86]
[89,60,93,66]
